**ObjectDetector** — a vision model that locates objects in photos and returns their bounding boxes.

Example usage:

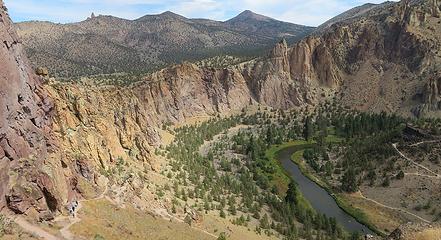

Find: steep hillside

[0,0,55,215]
[315,2,394,33]
[15,11,314,78]
[283,0,441,117]
[225,10,308,41]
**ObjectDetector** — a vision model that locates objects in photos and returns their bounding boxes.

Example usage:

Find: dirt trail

[404,172,441,179]
[357,192,431,224]
[58,202,83,240]
[409,140,441,147]
[392,143,440,178]
[58,184,109,240]
[11,183,109,240]
[13,216,61,240]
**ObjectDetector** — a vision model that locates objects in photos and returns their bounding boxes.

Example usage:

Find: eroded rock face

[287,0,441,116]
[424,75,441,110]
[0,0,58,213]
[0,1,80,216]
[40,56,318,192]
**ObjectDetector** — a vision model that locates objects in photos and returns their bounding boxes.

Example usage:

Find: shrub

[396,170,405,180]
[217,232,227,240]
[0,215,5,237]
[382,177,390,187]
[0,214,11,239]
[94,234,105,240]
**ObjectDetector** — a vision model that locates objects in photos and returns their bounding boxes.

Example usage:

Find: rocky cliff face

[282,0,441,116]
[420,73,441,113]
[0,0,56,214]
[0,1,110,219]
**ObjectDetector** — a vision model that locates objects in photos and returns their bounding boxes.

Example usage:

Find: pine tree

[303,116,314,141]
[217,232,227,240]
[260,214,270,229]
[285,181,298,205]
[341,168,358,192]
[220,209,226,218]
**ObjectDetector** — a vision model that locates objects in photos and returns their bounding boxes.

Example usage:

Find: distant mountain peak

[239,10,256,16]
[228,10,274,23]
[159,11,181,17]
[16,7,314,77]
[136,11,186,21]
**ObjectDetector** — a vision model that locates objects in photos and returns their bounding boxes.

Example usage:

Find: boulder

[36,67,49,77]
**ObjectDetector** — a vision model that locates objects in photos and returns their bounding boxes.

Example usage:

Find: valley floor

[3,108,441,240]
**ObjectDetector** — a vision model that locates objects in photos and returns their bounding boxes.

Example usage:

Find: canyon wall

[1,0,441,217]
[0,0,58,215]
[29,0,441,216]
[0,1,105,219]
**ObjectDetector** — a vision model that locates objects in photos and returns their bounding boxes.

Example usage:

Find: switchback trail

[392,143,440,178]
[357,192,431,223]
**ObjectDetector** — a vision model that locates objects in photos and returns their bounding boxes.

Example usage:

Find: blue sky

[5,0,395,26]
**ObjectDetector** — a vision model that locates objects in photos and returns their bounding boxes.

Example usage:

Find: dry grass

[70,198,214,240]
[1,223,42,240]
[1,234,40,240]
[341,192,409,233]
[414,228,441,240]
[173,116,213,128]
[158,129,175,146]
[200,213,280,240]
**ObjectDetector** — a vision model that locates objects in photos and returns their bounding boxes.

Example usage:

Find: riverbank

[266,139,386,236]
[264,140,316,213]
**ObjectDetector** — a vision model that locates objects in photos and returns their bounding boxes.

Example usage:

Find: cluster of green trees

[161,101,441,240]
[163,109,359,239]
[289,105,406,194]
[332,112,403,139]
[412,118,441,135]
[230,127,348,239]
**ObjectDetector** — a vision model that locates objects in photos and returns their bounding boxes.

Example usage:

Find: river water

[277,146,374,235]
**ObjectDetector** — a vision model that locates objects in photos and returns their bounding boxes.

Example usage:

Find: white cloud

[170,0,225,19]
